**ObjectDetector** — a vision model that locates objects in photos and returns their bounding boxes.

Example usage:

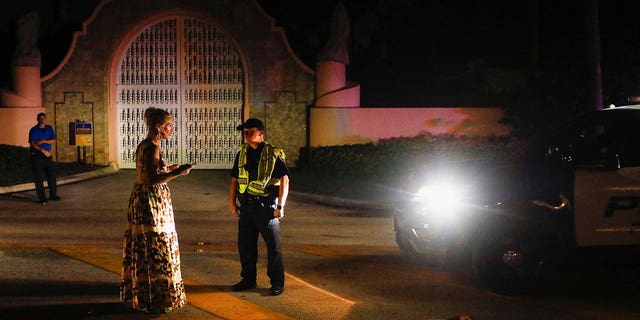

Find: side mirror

[605,153,621,170]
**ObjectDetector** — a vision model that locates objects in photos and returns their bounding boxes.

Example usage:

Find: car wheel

[395,230,419,258]
[395,230,436,265]
[471,229,542,294]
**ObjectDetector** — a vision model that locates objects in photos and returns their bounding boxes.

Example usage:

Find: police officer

[229,118,289,296]
[28,112,60,205]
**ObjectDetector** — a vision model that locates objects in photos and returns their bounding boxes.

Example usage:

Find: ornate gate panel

[116,17,243,169]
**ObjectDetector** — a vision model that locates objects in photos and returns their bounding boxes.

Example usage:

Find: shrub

[0,144,32,185]
[292,134,528,201]
[0,144,106,186]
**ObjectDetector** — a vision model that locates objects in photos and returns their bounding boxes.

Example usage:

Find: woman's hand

[176,164,193,176]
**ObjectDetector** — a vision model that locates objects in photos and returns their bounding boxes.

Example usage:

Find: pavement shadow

[1,302,134,320]
[0,279,129,319]
[0,279,117,296]
[0,193,38,203]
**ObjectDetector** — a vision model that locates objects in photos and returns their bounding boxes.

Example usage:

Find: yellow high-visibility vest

[237,142,286,196]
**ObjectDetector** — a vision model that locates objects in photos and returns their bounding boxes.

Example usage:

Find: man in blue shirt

[28,112,60,205]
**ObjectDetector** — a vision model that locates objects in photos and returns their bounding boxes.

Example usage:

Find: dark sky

[1,0,639,107]
[0,0,101,88]
[263,0,640,107]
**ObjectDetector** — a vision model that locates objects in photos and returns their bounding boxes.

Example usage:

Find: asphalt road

[1,169,639,319]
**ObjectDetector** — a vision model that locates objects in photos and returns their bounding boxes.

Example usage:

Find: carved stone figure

[14,11,41,67]
[318,2,350,65]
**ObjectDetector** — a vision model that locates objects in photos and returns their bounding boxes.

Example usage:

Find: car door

[572,111,640,246]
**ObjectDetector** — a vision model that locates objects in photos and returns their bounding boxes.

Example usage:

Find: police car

[392,106,640,293]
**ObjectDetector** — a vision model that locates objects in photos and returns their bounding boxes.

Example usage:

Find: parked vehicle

[392,106,640,293]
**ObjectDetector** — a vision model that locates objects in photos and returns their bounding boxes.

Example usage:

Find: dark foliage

[292,134,528,202]
[0,144,106,186]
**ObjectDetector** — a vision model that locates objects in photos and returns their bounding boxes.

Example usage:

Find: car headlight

[411,181,469,222]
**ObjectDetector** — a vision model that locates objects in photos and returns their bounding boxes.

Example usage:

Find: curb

[0,161,119,195]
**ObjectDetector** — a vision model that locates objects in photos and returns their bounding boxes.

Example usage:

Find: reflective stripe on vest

[237,142,285,196]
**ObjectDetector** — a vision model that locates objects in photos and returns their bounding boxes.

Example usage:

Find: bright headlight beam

[412,179,469,223]
[415,183,466,205]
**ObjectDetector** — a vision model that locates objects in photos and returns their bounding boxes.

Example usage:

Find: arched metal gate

[116,17,243,169]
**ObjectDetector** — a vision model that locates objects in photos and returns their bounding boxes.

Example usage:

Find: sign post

[69,121,93,164]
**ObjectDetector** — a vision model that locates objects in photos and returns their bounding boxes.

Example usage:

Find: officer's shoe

[270,286,284,296]
[231,279,256,292]
[50,195,61,201]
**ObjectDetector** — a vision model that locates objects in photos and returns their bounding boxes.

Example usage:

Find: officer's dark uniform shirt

[231,142,289,202]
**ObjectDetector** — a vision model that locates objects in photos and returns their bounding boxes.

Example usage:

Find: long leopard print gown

[120,139,186,313]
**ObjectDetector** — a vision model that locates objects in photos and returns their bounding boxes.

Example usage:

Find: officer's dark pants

[237,201,284,288]
[31,153,57,202]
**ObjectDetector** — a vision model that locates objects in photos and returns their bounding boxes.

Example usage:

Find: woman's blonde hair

[144,107,173,135]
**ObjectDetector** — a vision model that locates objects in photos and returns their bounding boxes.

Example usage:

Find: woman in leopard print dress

[120,107,193,314]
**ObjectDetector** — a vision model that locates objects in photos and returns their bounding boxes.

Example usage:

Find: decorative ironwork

[119,20,178,86]
[116,17,244,169]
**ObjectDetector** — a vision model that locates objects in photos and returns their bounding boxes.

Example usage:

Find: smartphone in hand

[179,163,196,171]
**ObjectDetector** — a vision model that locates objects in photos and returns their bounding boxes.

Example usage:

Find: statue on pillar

[13,11,41,67]
[317,1,350,65]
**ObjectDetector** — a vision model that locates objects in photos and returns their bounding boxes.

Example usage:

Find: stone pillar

[2,66,42,107]
[315,61,345,99]
[313,1,359,108]
[0,11,44,147]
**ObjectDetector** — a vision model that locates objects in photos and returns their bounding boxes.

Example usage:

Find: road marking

[51,246,294,320]
[1,243,358,319]
[285,272,355,305]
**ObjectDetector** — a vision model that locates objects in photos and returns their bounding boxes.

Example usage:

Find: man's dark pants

[237,201,284,288]
[31,153,57,202]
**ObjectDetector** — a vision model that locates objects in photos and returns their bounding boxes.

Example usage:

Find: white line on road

[285,272,356,305]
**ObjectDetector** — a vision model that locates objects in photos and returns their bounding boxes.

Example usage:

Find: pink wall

[0,66,44,147]
[0,107,44,147]
[310,107,511,146]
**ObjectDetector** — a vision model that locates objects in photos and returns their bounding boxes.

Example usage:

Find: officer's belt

[241,195,274,208]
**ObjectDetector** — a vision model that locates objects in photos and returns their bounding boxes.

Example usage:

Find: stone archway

[115,16,244,169]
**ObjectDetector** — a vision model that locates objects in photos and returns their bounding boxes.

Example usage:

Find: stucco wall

[0,66,45,148]
[0,107,45,147]
[20,0,515,168]
[310,107,511,147]
[41,0,314,166]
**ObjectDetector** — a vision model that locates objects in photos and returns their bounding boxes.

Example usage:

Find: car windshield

[542,107,640,169]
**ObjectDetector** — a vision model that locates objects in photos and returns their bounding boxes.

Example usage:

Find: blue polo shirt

[28,125,56,152]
